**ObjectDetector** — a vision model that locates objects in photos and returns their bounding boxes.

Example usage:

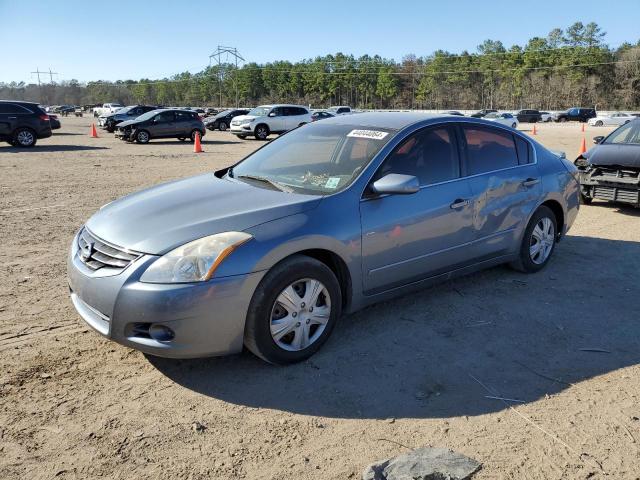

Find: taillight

[40,114,50,121]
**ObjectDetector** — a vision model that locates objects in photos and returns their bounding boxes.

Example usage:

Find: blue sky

[1,0,638,83]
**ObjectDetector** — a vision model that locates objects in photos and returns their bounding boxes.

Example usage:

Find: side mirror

[593,136,605,144]
[268,112,276,117]
[371,174,420,195]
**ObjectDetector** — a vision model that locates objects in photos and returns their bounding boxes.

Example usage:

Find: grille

[77,228,140,271]
[597,168,639,180]
[593,186,640,204]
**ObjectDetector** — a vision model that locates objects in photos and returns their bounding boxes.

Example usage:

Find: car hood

[584,143,640,169]
[86,173,322,254]
[231,115,257,123]
[116,119,139,128]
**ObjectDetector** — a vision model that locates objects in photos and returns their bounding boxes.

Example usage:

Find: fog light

[149,324,175,342]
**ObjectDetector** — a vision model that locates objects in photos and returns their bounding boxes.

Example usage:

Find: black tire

[595,120,603,127]
[580,192,593,205]
[559,117,567,123]
[218,121,227,131]
[105,121,115,133]
[13,128,37,147]
[190,129,203,142]
[510,206,557,273]
[237,135,247,140]
[135,130,150,144]
[244,255,342,365]
[254,124,269,140]
[511,123,517,128]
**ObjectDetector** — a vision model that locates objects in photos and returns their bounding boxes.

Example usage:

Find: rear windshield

[229,123,396,195]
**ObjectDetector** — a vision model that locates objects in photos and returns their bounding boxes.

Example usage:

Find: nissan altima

[67,113,580,364]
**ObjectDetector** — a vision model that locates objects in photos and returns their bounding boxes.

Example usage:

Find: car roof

[256,104,308,108]
[318,112,450,130]
[0,99,39,105]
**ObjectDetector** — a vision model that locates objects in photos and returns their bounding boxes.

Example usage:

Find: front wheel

[595,120,603,127]
[559,117,567,123]
[254,124,269,140]
[244,255,342,364]
[218,121,227,131]
[511,123,517,128]
[580,192,593,205]
[135,130,150,144]
[510,206,557,273]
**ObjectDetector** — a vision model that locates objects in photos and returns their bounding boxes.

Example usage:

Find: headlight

[242,119,255,124]
[140,232,252,283]
[574,157,590,168]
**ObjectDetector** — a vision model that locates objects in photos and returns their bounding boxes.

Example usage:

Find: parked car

[204,108,219,117]
[93,103,124,117]
[514,109,542,123]
[311,111,336,122]
[553,108,596,123]
[0,100,52,147]
[540,111,553,122]
[470,109,497,118]
[68,112,579,363]
[588,112,635,127]
[59,106,76,117]
[204,109,250,131]
[49,114,61,130]
[483,112,519,129]
[115,109,205,144]
[229,104,312,140]
[444,110,464,116]
[575,119,640,207]
[99,105,159,132]
[327,106,352,115]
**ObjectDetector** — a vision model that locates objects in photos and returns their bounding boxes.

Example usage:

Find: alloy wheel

[17,130,34,146]
[270,278,331,351]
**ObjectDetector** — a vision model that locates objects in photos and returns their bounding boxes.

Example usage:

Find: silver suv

[229,104,312,140]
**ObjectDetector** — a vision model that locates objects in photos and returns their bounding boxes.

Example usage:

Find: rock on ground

[362,447,481,480]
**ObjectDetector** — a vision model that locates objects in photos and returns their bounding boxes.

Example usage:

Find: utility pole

[30,68,58,104]
[209,46,245,108]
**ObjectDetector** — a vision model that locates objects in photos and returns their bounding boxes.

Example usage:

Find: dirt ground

[1,116,639,480]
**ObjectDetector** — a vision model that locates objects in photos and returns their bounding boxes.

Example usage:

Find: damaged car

[115,109,205,144]
[575,119,640,207]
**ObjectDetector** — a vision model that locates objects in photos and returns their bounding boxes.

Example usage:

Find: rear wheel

[244,255,342,364]
[13,128,36,147]
[559,117,567,123]
[511,206,557,273]
[218,121,227,131]
[135,130,150,144]
[190,129,202,142]
[254,124,269,140]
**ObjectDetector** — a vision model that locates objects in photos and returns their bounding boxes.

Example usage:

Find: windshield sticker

[325,177,341,189]
[347,129,389,140]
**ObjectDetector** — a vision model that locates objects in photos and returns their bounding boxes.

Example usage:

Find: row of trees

[2,22,639,111]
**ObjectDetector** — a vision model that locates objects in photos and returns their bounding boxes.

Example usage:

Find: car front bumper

[67,230,265,358]
[229,123,253,135]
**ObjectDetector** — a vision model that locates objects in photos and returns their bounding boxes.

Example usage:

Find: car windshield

[229,123,396,195]
[484,113,499,119]
[215,109,233,118]
[135,110,162,122]
[248,106,271,117]
[604,121,640,145]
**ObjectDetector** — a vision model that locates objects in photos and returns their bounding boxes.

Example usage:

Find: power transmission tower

[209,46,245,108]
[30,67,58,103]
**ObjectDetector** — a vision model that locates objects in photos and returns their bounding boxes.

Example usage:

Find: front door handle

[522,178,540,187]
[8,116,17,119]
[450,198,470,209]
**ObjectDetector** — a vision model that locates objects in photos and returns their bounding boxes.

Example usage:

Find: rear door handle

[450,198,470,209]
[8,116,17,119]
[522,178,540,187]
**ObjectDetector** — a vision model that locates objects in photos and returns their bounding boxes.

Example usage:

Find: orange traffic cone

[532,124,537,135]
[581,123,585,132]
[90,123,98,138]
[578,137,587,156]
[193,132,203,153]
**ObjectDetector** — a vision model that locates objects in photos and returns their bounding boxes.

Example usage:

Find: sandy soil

[1,117,639,480]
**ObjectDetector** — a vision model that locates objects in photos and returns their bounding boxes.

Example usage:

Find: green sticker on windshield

[325,177,340,189]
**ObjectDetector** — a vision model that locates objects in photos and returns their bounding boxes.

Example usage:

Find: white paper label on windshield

[325,177,341,189]
[347,129,389,140]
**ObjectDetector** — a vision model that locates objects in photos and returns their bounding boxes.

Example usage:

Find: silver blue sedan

[67,113,580,364]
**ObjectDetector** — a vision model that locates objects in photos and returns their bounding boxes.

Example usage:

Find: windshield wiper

[236,174,293,193]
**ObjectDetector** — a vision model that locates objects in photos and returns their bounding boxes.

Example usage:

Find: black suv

[553,108,596,123]
[514,109,542,123]
[100,105,159,132]
[204,109,250,131]
[115,109,205,144]
[0,100,52,147]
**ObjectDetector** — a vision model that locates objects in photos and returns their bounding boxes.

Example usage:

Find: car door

[149,111,175,137]
[459,124,541,260]
[0,103,24,137]
[360,125,476,294]
[174,111,193,136]
[268,107,287,132]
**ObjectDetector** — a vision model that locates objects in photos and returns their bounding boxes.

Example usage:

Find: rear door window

[462,125,520,175]
[155,111,175,123]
